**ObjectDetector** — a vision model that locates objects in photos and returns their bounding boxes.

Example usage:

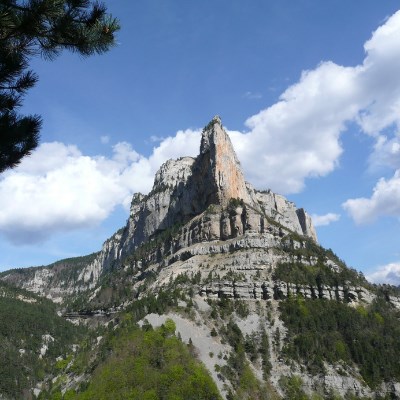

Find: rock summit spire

[198,116,252,206]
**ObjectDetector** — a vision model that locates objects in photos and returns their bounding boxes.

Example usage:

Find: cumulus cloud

[0,130,200,244]
[147,129,199,168]
[342,170,400,224]
[357,11,400,136]
[230,10,400,194]
[311,213,340,227]
[367,262,400,285]
[240,62,358,192]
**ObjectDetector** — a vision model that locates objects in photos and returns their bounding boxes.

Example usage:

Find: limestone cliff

[196,115,253,206]
[119,115,316,256]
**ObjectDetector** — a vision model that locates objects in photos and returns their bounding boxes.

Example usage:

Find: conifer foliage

[0,0,120,172]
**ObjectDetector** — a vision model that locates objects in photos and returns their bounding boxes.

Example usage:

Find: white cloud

[369,134,400,171]
[149,135,165,143]
[148,129,200,168]
[230,11,400,194]
[0,143,131,244]
[311,213,340,227]
[0,130,200,244]
[357,11,400,136]
[240,61,358,192]
[367,262,400,285]
[342,170,400,224]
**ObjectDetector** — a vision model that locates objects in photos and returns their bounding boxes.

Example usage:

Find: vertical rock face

[296,208,318,242]
[196,116,252,207]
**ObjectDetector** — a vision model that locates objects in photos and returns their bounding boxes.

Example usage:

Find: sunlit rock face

[196,115,253,207]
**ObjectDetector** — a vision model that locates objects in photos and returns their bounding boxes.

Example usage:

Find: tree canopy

[0,0,120,173]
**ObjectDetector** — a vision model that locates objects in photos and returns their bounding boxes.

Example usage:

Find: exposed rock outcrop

[200,279,375,304]
[119,116,316,255]
[296,208,318,242]
[196,116,253,206]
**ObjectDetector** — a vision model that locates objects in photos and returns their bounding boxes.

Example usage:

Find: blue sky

[1,1,400,284]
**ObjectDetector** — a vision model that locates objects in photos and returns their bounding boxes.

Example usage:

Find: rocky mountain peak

[121,117,256,252]
[196,115,252,207]
[118,116,318,254]
[153,156,195,190]
[199,115,223,154]
[2,116,322,307]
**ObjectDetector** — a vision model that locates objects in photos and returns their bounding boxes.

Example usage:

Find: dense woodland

[70,321,220,400]
[0,281,86,398]
[280,296,400,387]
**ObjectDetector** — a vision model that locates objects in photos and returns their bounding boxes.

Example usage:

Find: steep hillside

[0,281,87,399]
[1,116,400,400]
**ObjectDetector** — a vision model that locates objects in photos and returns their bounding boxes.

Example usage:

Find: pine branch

[0,0,120,172]
[0,110,42,172]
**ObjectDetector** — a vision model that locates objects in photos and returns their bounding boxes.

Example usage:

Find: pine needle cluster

[0,0,120,172]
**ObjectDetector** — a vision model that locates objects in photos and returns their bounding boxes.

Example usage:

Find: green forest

[0,281,86,398]
[45,319,221,400]
[280,296,400,387]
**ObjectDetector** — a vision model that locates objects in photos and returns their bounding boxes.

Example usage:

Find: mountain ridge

[1,116,400,399]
